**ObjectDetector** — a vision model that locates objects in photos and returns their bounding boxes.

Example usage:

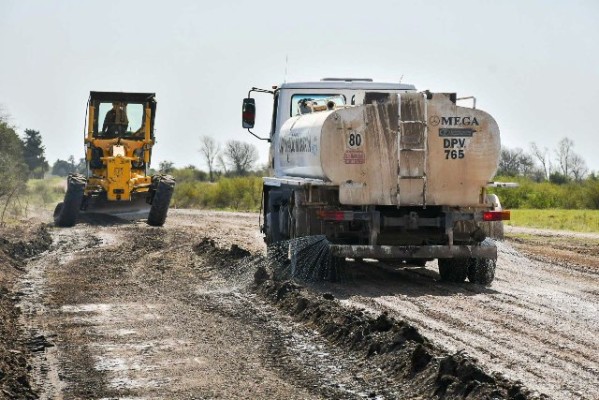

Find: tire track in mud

[17,224,117,400]
[318,241,599,400]
[21,216,436,399]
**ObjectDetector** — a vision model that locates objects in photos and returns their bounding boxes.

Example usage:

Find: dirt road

[12,210,599,399]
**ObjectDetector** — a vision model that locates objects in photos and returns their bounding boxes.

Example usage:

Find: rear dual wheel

[437,259,468,283]
[467,258,496,285]
[438,257,496,285]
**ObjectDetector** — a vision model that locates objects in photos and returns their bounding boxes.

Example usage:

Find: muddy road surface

[11,210,598,399]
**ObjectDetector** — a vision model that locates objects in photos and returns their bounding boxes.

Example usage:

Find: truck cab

[243,78,416,172]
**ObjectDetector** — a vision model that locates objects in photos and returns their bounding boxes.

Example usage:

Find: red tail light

[483,210,511,221]
[317,210,353,221]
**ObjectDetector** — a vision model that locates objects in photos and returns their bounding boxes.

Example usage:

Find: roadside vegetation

[2,104,598,230]
[491,139,599,232]
[492,175,599,210]
[508,209,599,233]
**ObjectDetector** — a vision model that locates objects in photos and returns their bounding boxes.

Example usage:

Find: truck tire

[437,259,468,283]
[54,174,86,227]
[147,175,175,227]
[467,258,496,285]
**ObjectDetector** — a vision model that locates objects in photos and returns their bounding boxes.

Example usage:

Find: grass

[506,209,599,233]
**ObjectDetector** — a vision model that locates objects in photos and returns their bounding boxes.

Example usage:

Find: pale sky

[1,0,598,172]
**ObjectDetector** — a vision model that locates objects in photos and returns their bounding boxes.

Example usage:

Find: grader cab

[54,91,175,227]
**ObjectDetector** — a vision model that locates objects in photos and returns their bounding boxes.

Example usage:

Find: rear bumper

[329,243,497,259]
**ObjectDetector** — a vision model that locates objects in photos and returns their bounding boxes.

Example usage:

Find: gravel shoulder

[504,225,599,272]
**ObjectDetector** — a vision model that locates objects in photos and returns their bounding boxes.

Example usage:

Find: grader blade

[81,192,151,221]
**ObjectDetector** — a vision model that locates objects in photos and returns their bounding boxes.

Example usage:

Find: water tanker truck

[242,78,510,284]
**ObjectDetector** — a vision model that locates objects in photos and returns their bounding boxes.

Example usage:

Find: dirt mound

[194,237,252,259]
[1,224,51,261]
[0,222,52,400]
[253,268,546,399]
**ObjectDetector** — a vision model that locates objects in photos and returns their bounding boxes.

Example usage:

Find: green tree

[22,129,49,178]
[159,160,175,174]
[51,159,76,176]
[0,117,28,221]
[51,156,86,176]
[171,165,208,183]
[75,157,87,174]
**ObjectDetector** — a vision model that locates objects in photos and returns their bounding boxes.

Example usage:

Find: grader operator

[54,91,175,227]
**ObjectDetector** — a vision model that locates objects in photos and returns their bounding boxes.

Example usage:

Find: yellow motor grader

[54,91,175,227]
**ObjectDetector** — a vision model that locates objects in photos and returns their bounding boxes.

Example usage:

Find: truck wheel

[54,174,86,227]
[467,258,496,285]
[147,175,175,226]
[437,259,468,283]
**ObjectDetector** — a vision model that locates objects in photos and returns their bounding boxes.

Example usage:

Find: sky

[1,0,598,173]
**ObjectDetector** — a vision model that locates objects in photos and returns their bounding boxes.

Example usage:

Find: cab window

[290,94,345,117]
[95,102,144,139]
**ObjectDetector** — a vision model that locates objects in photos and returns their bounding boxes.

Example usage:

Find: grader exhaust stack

[54,91,175,227]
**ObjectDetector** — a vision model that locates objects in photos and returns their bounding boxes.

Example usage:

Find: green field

[507,209,599,233]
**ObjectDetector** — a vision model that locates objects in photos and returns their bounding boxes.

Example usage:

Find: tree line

[497,137,592,183]
[0,110,53,221]
[494,137,599,209]
[3,104,597,215]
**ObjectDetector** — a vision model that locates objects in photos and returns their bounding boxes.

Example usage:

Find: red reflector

[483,210,511,221]
[317,210,352,221]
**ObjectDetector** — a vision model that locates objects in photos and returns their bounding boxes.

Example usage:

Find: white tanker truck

[241,78,510,284]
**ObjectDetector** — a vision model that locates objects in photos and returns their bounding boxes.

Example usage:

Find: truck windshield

[290,94,345,116]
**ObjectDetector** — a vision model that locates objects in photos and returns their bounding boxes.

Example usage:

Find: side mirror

[242,98,256,129]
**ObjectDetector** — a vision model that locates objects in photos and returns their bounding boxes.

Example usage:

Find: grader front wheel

[54,174,86,227]
[147,175,176,227]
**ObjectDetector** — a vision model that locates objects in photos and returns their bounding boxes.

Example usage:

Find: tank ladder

[397,92,428,206]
